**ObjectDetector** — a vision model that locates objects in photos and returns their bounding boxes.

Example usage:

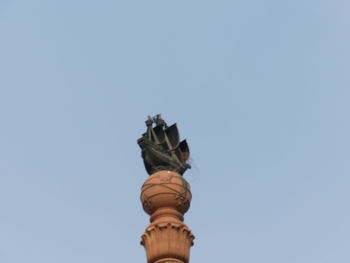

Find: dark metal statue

[137,114,191,175]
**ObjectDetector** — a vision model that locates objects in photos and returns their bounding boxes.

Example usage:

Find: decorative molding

[140,171,195,263]
[141,222,194,263]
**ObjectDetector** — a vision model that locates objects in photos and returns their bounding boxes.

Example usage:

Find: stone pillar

[140,170,195,263]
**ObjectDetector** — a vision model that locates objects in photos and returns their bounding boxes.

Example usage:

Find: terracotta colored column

[140,170,195,263]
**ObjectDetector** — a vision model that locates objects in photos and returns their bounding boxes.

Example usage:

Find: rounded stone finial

[140,171,192,219]
[140,171,194,263]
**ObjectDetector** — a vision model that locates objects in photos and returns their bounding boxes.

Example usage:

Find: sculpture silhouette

[137,114,191,175]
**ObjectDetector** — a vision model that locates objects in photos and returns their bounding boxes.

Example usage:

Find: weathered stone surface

[140,171,191,216]
[140,171,194,263]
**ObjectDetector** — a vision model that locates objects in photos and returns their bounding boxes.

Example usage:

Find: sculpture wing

[165,124,179,149]
[179,140,190,161]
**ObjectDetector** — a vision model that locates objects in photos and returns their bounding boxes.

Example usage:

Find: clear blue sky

[1,1,349,262]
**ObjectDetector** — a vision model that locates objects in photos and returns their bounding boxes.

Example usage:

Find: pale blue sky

[0,1,350,263]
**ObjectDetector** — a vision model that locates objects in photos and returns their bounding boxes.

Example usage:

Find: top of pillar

[137,114,191,175]
[140,170,192,218]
